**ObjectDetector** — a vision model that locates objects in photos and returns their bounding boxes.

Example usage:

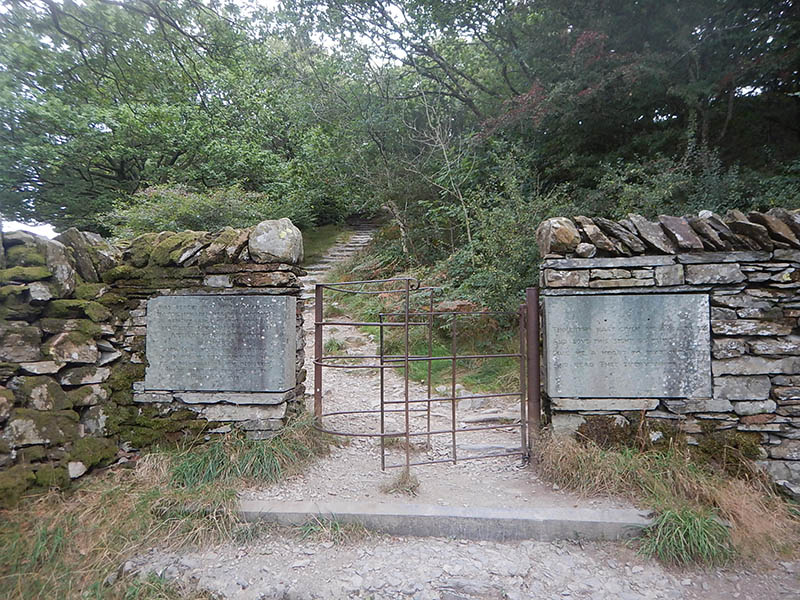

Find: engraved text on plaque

[543,294,711,398]
[144,295,296,392]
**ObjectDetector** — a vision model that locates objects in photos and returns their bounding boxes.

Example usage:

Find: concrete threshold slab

[238,500,651,542]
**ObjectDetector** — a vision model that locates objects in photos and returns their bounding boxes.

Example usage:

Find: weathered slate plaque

[144,295,296,392]
[543,294,710,398]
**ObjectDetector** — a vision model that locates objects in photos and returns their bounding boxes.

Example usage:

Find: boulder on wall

[535,218,581,255]
[249,218,304,264]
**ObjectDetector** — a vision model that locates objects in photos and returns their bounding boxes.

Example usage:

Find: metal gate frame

[313,278,541,470]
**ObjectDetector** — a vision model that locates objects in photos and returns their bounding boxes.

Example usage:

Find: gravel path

[130,533,798,600]
[130,227,799,599]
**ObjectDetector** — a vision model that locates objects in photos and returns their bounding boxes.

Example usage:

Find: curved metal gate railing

[312,277,540,470]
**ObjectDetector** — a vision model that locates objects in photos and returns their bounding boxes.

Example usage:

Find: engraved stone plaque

[144,295,296,392]
[543,294,711,398]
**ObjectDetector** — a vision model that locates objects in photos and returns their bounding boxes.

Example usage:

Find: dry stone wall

[0,220,305,507]
[536,209,800,497]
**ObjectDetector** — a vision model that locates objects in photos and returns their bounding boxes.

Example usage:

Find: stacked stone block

[536,209,800,496]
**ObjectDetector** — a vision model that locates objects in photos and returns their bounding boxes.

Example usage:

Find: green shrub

[107,184,318,238]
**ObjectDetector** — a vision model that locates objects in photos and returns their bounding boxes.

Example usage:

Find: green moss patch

[576,414,685,452]
[96,292,128,309]
[0,266,52,283]
[0,365,18,383]
[0,465,36,508]
[119,410,211,448]
[693,425,763,477]
[13,375,71,411]
[39,318,105,338]
[108,361,146,393]
[0,288,43,321]
[125,232,162,267]
[66,384,109,407]
[101,264,142,283]
[149,231,206,267]
[45,299,112,322]
[6,245,46,267]
[7,408,79,447]
[68,437,117,468]
[74,282,106,300]
[33,464,69,490]
[17,445,47,463]
[0,284,28,299]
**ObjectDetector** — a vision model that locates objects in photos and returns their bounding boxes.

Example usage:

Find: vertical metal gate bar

[403,278,411,470]
[426,291,434,448]
[525,287,541,443]
[519,303,528,458]
[314,284,323,420]
[450,316,458,465]
[379,312,386,471]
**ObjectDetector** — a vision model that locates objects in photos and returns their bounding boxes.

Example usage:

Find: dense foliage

[1,0,798,304]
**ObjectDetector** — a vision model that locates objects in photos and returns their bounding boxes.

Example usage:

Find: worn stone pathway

[129,226,799,599]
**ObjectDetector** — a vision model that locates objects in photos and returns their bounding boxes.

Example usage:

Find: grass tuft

[0,417,330,599]
[639,507,735,566]
[534,432,799,565]
[296,515,369,544]
[323,337,346,354]
[170,417,329,488]
[380,468,420,496]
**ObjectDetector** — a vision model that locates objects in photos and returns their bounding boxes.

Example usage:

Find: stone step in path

[300,225,377,301]
[238,500,650,542]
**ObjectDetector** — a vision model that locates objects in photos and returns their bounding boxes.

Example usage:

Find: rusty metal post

[379,312,386,471]
[451,316,458,465]
[525,287,541,444]
[314,284,324,421]
[426,291,434,448]
[519,303,528,459]
[403,278,411,470]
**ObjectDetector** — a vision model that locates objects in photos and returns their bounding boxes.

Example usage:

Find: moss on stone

[66,384,109,407]
[17,445,47,463]
[8,408,79,447]
[0,465,36,508]
[101,403,136,435]
[108,361,146,393]
[68,437,117,468]
[126,232,161,267]
[0,284,28,299]
[5,245,47,267]
[576,414,684,451]
[693,425,763,477]
[45,299,112,322]
[33,464,69,489]
[119,408,210,448]
[0,266,52,283]
[74,282,106,300]
[101,265,142,284]
[13,375,71,410]
[96,292,127,308]
[0,288,44,321]
[39,318,104,338]
[42,330,95,364]
[148,231,205,267]
[0,438,12,454]
[0,363,19,381]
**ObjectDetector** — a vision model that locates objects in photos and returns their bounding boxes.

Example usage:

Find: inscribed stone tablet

[543,294,710,398]
[144,295,296,392]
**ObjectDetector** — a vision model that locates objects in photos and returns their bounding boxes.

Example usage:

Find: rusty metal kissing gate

[313,278,541,470]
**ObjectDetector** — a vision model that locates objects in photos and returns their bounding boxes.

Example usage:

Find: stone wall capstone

[536,209,800,499]
[0,219,306,507]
